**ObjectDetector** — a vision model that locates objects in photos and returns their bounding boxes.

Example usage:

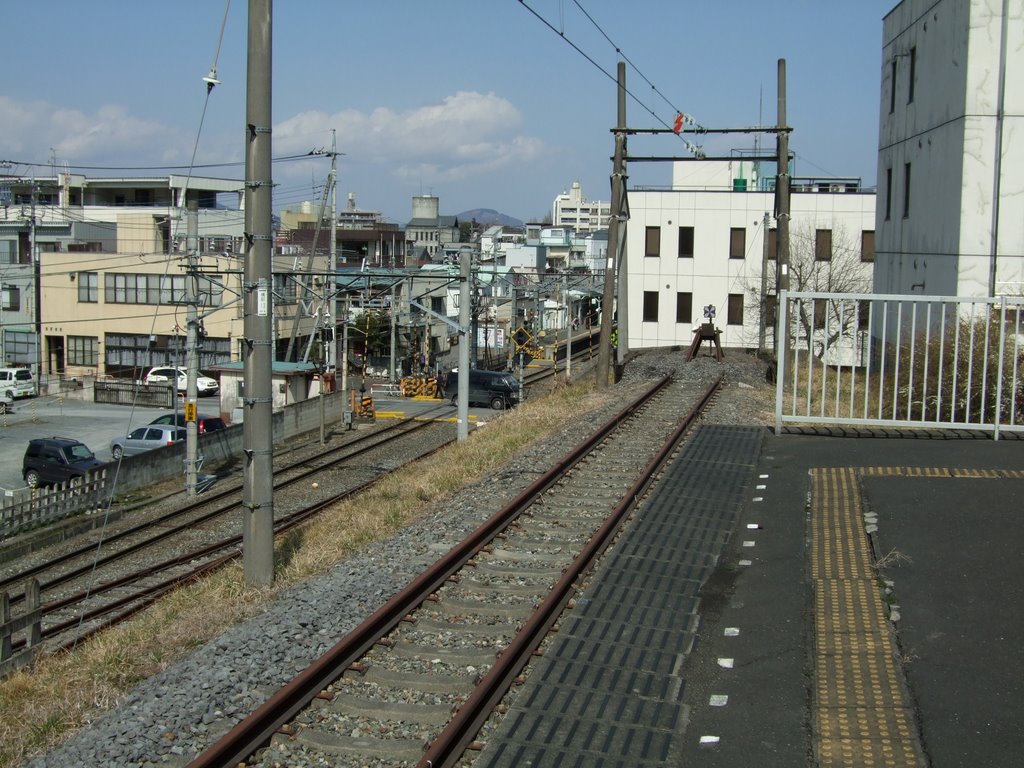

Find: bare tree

[747,221,872,359]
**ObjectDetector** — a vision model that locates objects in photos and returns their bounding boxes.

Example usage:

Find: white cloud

[274,91,548,181]
[0,96,179,164]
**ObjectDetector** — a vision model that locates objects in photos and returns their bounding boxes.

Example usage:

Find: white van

[0,368,36,399]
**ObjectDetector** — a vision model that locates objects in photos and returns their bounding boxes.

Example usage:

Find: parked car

[444,369,522,410]
[0,367,36,399]
[144,366,219,396]
[110,424,186,461]
[23,436,105,488]
[148,412,227,434]
[0,393,13,414]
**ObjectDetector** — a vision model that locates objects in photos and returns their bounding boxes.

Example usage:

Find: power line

[517,0,705,156]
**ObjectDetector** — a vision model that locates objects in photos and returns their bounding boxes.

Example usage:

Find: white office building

[552,182,610,234]
[624,161,876,351]
[875,0,1023,298]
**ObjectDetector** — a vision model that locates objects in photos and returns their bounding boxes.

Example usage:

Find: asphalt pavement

[0,395,204,491]
[676,430,1024,768]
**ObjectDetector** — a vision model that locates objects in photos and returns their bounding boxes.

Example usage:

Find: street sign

[704,304,716,319]
[184,402,197,422]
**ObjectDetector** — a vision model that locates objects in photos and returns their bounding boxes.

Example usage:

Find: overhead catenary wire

[517,0,705,156]
[72,0,236,650]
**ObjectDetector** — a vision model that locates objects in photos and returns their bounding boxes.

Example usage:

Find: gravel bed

[24,348,773,768]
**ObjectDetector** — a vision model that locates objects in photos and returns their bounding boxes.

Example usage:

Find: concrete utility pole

[242,0,275,587]
[758,210,770,353]
[564,270,572,382]
[597,62,627,388]
[775,58,791,359]
[456,248,470,442]
[184,200,200,496]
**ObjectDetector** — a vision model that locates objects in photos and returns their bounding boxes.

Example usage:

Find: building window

[102,273,222,306]
[903,162,912,219]
[678,226,694,258]
[889,59,897,114]
[729,228,745,259]
[645,226,661,258]
[1,284,20,311]
[273,273,296,302]
[861,230,876,262]
[676,292,692,324]
[885,168,893,221]
[642,291,659,322]
[77,272,98,302]
[815,229,833,261]
[908,47,916,104]
[67,336,99,366]
[727,294,744,325]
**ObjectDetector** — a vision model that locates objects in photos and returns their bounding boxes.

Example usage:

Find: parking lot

[0,395,213,491]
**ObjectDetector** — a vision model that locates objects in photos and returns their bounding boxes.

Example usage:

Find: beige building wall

[39,250,243,379]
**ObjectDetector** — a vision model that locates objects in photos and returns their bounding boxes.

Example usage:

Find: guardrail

[775,291,1024,438]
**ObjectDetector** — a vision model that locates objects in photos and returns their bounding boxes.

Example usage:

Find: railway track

[187,374,723,768]
[0,407,456,660]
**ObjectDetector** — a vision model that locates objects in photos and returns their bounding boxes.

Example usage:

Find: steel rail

[185,375,673,768]
[418,375,723,767]
[1,415,446,605]
[9,430,459,657]
[0,409,446,595]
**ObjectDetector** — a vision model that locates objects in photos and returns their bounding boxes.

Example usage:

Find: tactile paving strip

[810,467,927,768]
[473,424,762,768]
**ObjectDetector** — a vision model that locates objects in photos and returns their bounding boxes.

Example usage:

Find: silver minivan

[0,368,36,399]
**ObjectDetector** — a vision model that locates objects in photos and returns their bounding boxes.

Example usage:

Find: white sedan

[144,366,219,396]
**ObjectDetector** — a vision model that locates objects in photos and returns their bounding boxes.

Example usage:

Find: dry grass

[0,377,615,768]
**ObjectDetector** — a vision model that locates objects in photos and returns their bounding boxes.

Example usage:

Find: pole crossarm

[622,126,792,135]
[625,154,788,163]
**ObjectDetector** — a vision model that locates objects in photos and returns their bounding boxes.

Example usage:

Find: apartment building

[552,181,610,234]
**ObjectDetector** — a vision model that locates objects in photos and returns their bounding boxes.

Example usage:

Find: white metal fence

[774,291,1024,438]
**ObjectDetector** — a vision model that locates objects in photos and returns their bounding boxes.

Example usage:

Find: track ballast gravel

[25,348,773,768]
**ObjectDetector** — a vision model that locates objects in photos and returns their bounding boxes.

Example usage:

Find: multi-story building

[406,195,459,263]
[19,173,332,383]
[3,173,245,379]
[624,160,876,351]
[552,181,610,234]
[281,193,406,268]
[875,0,1023,298]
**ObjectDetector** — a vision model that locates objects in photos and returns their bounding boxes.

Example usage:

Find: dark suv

[23,436,105,488]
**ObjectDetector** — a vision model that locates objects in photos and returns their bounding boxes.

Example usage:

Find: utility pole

[775,58,791,359]
[242,0,275,587]
[184,200,200,496]
[597,62,626,388]
[30,175,41,384]
[564,270,572,382]
[758,210,770,353]
[456,248,470,442]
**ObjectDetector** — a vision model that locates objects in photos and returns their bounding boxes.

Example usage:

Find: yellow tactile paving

[810,466,926,768]
[811,463,1022,766]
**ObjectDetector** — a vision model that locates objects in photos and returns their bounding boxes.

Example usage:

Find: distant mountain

[458,208,523,228]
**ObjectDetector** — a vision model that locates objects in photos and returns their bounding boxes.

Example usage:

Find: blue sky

[1,1,896,225]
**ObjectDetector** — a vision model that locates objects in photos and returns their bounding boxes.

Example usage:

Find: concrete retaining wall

[113,391,349,492]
